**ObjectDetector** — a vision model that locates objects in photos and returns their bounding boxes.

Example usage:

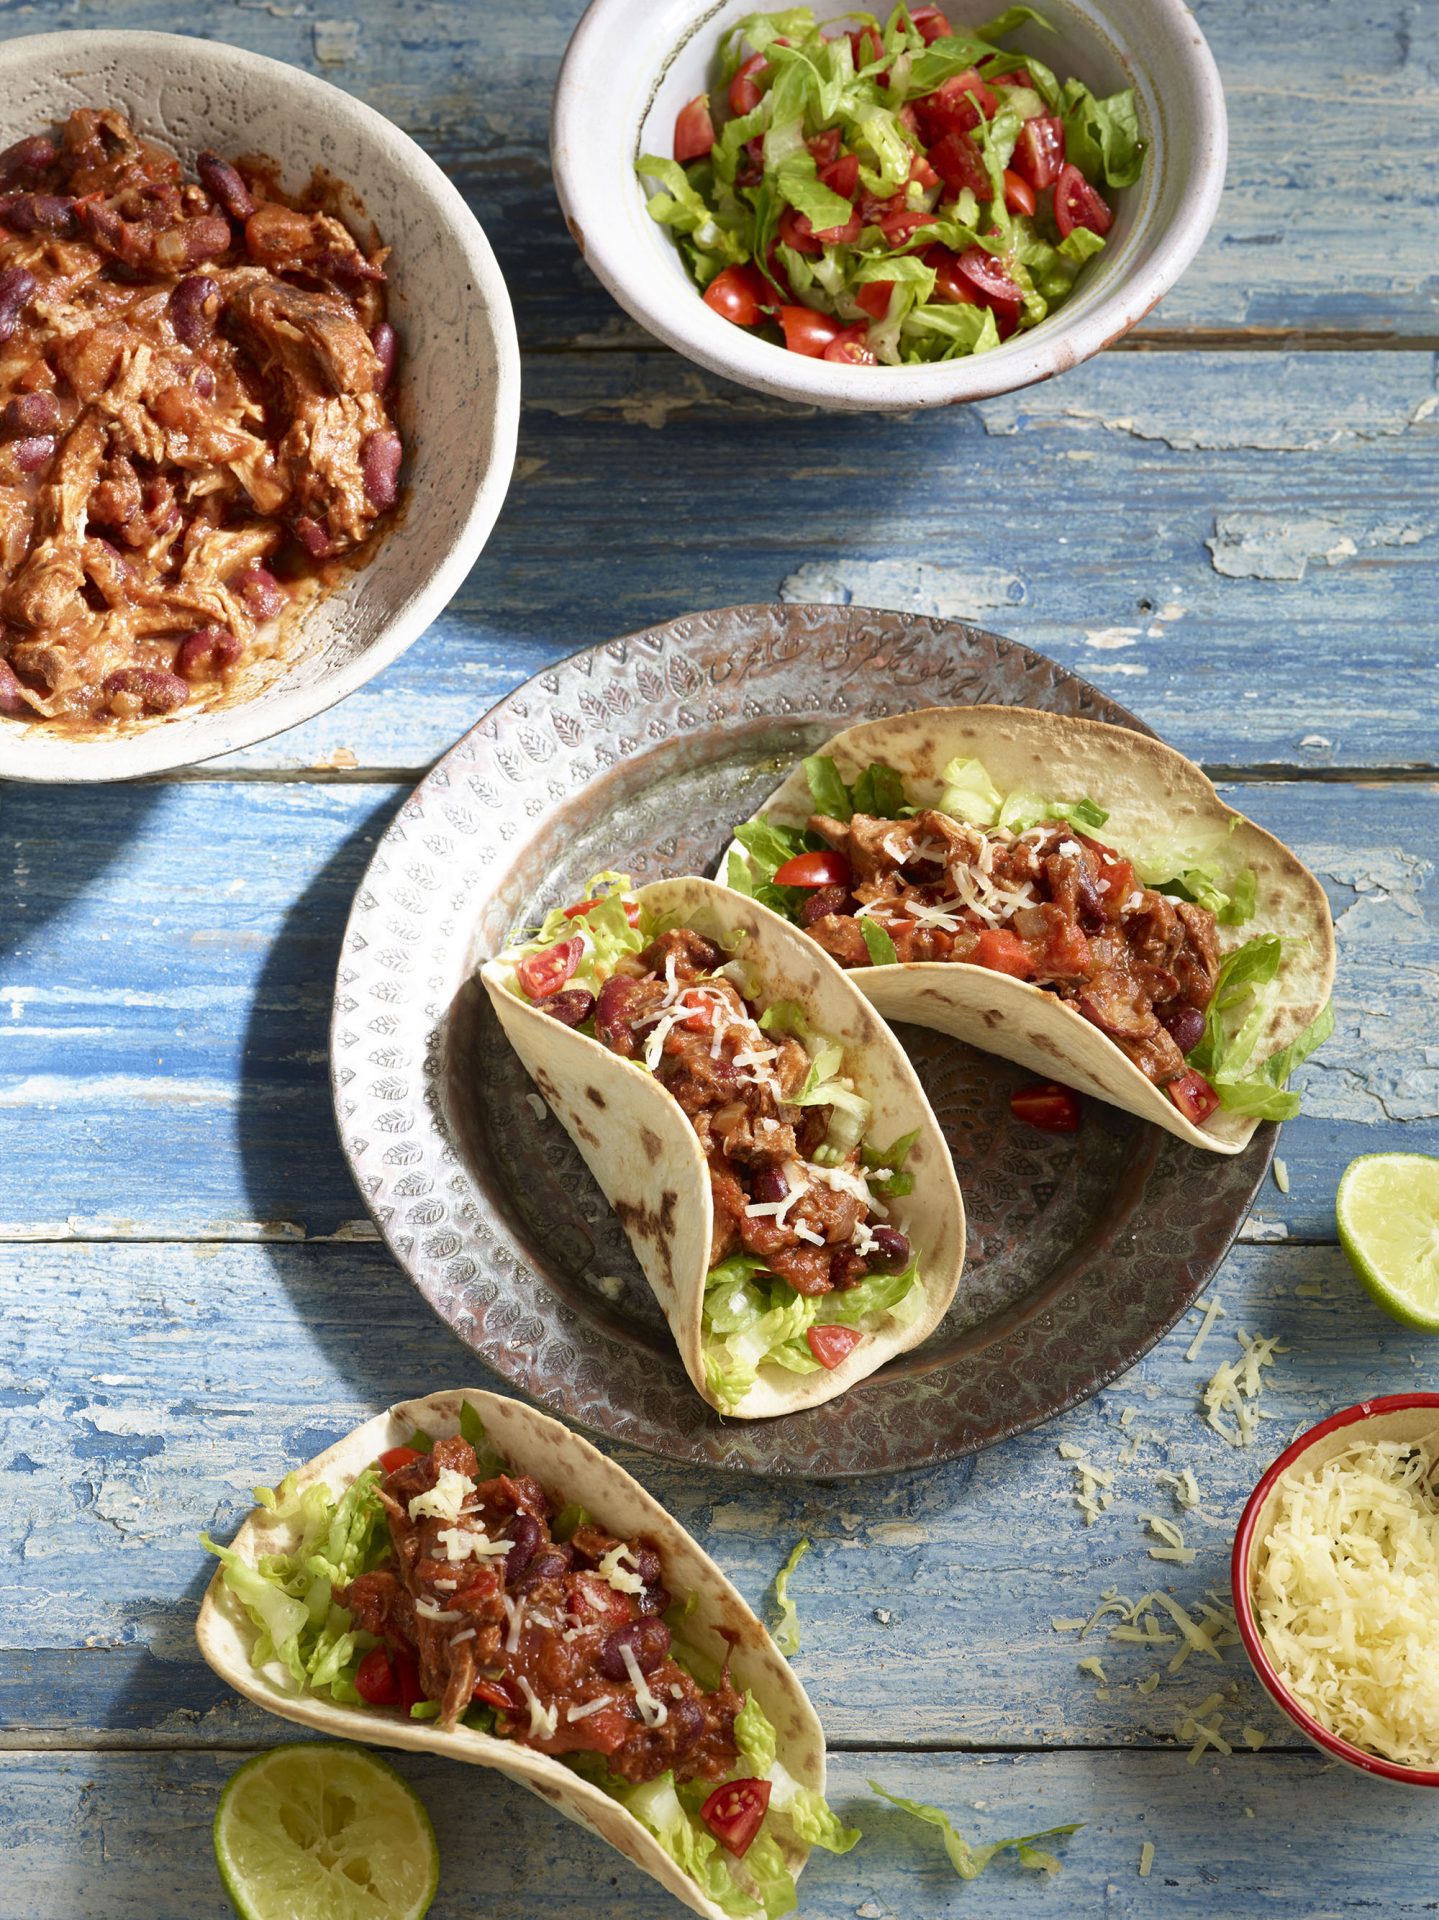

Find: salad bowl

[552,0,1226,411]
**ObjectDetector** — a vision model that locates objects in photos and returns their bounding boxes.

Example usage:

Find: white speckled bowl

[552,0,1225,411]
[0,30,519,782]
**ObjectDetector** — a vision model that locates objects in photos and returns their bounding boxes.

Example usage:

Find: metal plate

[331,604,1272,1476]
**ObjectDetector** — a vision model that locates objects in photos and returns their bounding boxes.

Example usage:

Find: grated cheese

[502,1593,525,1653]
[566,1695,616,1722]
[435,1524,512,1564]
[1253,1436,1439,1768]
[620,1642,668,1728]
[1202,1328,1284,1446]
[408,1467,476,1525]
[1272,1157,1290,1194]
[449,1627,477,1646]
[1058,1441,1114,1526]
[1078,1656,1107,1681]
[1139,1841,1154,1879]
[414,1598,464,1623]
[1184,1292,1227,1363]
[1144,1514,1198,1565]
[597,1544,646,1596]
[516,1675,558,1741]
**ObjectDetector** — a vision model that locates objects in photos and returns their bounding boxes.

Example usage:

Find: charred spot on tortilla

[639,1125,663,1162]
[585,1085,607,1109]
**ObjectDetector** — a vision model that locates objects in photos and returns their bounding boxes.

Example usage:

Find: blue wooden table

[3,0,1438,1913]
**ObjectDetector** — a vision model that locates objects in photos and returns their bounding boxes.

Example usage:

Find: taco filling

[505,882,927,1409]
[205,1405,856,1912]
[731,753,1333,1128]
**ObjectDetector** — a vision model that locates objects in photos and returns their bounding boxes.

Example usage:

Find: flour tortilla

[726,707,1335,1155]
[482,876,965,1418]
[196,1389,827,1920]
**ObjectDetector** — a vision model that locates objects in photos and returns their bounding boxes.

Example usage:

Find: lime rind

[214,1743,439,1920]
[1336,1152,1439,1335]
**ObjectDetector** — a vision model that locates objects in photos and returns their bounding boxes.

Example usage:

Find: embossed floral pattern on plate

[331,604,1273,1476]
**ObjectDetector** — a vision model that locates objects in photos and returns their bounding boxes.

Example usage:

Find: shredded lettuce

[1059,75,1145,189]
[860,918,899,966]
[458,1399,507,1477]
[771,1537,811,1656]
[731,820,813,919]
[803,753,853,823]
[868,1782,1081,1878]
[509,870,649,1002]
[1186,935,1333,1119]
[937,754,1106,836]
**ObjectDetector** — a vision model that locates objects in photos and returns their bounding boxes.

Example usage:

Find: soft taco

[480,875,965,1418]
[724,707,1335,1154]
[197,1389,856,1920]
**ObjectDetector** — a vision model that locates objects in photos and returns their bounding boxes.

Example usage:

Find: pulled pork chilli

[0,109,402,727]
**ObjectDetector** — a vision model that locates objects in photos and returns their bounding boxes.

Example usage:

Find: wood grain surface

[1,0,1435,1914]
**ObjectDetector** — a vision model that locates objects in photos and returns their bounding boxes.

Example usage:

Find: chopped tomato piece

[1013,115,1065,189]
[807,1324,863,1369]
[808,128,843,167]
[957,245,1022,306]
[472,1675,524,1716]
[815,206,863,245]
[673,991,716,1033]
[819,151,861,200]
[729,51,770,117]
[855,280,894,320]
[701,1778,772,1858]
[910,6,954,41]
[777,306,845,357]
[1002,167,1036,216]
[908,153,941,192]
[778,206,823,256]
[702,264,770,328]
[823,324,876,365]
[924,246,980,305]
[915,69,998,141]
[355,1647,401,1706]
[927,130,989,198]
[570,1570,636,1626]
[392,1648,422,1714]
[516,936,583,1001]
[377,1445,424,1473]
[1040,920,1092,976]
[1010,1081,1082,1133]
[774,848,853,888]
[1054,162,1113,238]
[1079,838,1135,916]
[673,96,715,164]
[849,25,886,70]
[1167,1068,1221,1127]
[971,928,1035,976]
[563,895,642,925]
[878,205,936,248]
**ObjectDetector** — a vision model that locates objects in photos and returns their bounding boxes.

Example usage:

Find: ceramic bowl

[0,30,519,783]
[552,0,1226,412]
[1231,1393,1439,1787]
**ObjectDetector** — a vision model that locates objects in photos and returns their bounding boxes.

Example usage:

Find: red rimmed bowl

[1231,1393,1439,1787]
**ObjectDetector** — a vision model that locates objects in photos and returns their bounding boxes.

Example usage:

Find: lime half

[214,1744,438,1920]
[1336,1153,1439,1333]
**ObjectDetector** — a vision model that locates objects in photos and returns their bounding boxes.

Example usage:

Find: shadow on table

[0,776,162,944]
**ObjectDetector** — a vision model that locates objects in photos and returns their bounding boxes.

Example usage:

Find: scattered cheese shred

[1202,1328,1285,1447]
[1242,1726,1267,1750]
[1176,1692,1233,1764]
[1185,1292,1227,1363]
[1078,1656,1108,1681]
[1144,1514,1198,1565]
[1058,1442,1114,1526]
[1253,1437,1439,1768]
[1119,1407,1137,1429]
[1138,1672,1161,1696]
[1272,1157,1290,1194]
[1139,1841,1155,1878]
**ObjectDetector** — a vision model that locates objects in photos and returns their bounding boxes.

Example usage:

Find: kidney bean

[1162,1005,1207,1056]
[152,215,232,273]
[314,247,387,291]
[595,975,645,1056]
[293,515,334,559]
[0,660,30,716]
[236,565,285,622]
[0,193,78,236]
[542,988,596,1029]
[13,436,56,474]
[500,1512,542,1587]
[0,135,57,187]
[360,428,402,511]
[370,321,398,389]
[103,667,190,715]
[666,1696,707,1754]
[516,1543,574,1593]
[174,627,242,680]
[598,1616,672,1682]
[750,1165,790,1204]
[2,392,60,437]
[800,884,854,926]
[866,1225,911,1273]
[196,150,255,222]
[0,268,36,343]
[168,273,220,348]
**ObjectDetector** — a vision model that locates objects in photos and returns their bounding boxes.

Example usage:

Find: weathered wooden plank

[3,1745,1437,1919]
[153,347,1437,777]
[2,777,1431,1240]
[7,0,1428,344]
[3,1237,1430,1749]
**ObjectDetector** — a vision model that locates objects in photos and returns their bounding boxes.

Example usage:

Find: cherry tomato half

[879,205,937,248]
[823,324,876,365]
[1166,1068,1220,1127]
[910,6,954,42]
[516,936,583,1002]
[855,280,894,320]
[702,264,770,328]
[807,1324,863,1369]
[927,129,989,198]
[808,128,843,167]
[971,928,1034,976]
[1010,1081,1082,1133]
[355,1647,401,1706]
[700,1777,773,1858]
[773,848,853,887]
[957,245,1023,305]
[915,69,997,141]
[820,151,861,200]
[908,152,942,192]
[673,95,714,164]
[1054,162,1113,238]
[1002,167,1036,216]
[729,50,769,117]
[377,1445,424,1473]
[777,306,846,357]
[924,245,980,305]
[1013,115,1065,189]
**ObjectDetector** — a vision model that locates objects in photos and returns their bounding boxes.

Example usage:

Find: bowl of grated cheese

[1232,1394,1439,1785]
